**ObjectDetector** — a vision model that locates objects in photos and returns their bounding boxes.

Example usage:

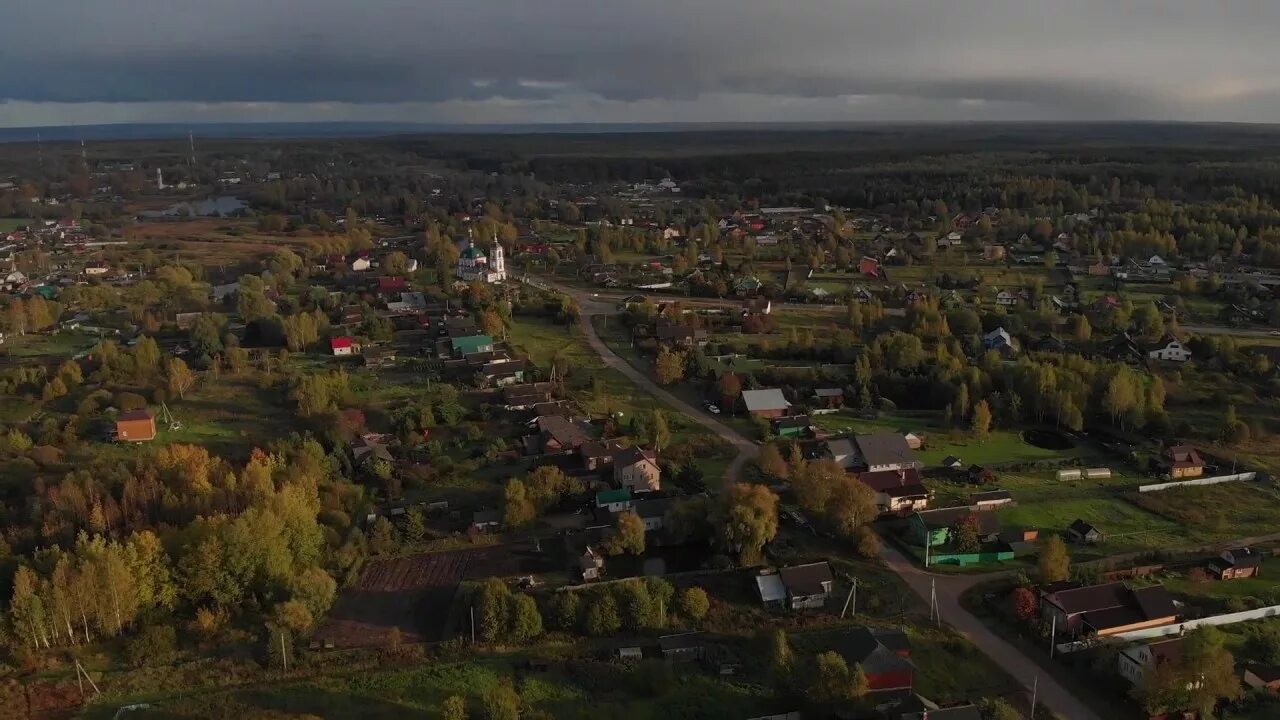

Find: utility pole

[470,606,476,645]
[1030,675,1038,718]
[189,130,196,167]
[840,577,855,619]
[930,578,939,626]
[1049,615,1057,658]
[280,630,289,672]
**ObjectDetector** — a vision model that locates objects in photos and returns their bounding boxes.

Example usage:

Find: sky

[1,0,1279,128]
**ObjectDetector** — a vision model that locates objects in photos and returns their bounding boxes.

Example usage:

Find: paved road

[878,540,1101,720]
[531,278,759,484]
[1183,323,1280,339]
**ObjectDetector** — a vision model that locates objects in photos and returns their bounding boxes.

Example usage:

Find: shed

[755,573,787,607]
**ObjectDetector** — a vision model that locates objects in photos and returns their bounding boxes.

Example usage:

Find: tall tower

[491,233,505,278]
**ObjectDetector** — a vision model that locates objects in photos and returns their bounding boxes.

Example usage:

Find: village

[4,131,1280,720]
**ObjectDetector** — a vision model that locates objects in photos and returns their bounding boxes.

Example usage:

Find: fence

[1113,604,1280,641]
[1137,471,1256,493]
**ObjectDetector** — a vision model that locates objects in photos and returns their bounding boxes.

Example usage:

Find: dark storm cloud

[1,0,1279,123]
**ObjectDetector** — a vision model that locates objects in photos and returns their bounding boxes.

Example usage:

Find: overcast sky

[2,0,1279,128]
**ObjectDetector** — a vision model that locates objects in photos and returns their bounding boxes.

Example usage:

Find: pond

[139,196,246,218]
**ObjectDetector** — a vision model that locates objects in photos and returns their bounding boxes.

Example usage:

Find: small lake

[139,196,246,218]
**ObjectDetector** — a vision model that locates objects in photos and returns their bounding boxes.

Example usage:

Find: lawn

[91,658,779,720]
[809,410,1075,467]
[1,330,101,358]
[0,217,34,232]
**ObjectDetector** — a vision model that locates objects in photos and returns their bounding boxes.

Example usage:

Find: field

[810,410,1076,467]
[0,217,34,232]
[98,658,783,720]
[317,546,515,648]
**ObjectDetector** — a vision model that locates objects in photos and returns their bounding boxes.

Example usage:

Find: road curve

[532,277,1099,716]
[879,540,1101,720]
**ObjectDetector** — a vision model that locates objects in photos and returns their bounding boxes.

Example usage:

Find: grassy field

[92,658,779,720]
[0,330,102,358]
[0,217,34,232]
[810,410,1075,467]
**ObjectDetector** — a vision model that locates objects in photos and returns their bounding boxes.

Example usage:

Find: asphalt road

[878,540,1101,720]
[531,275,1101,717]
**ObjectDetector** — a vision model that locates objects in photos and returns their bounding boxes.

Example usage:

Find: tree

[606,511,646,556]
[809,651,854,704]
[502,479,537,530]
[481,681,520,720]
[547,591,580,631]
[978,698,1023,720]
[1038,534,1071,583]
[765,628,793,691]
[854,526,880,558]
[165,357,197,399]
[971,399,992,437]
[476,578,512,643]
[582,592,621,636]
[508,593,544,643]
[403,507,428,544]
[717,372,742,410]
[1011,586,1039,621]
[654,348,686,385]
[677,587,710,622]
[1183,627,1244,717]
[826,474,879,537]
[480,310,505,339]
[441,695,469,720]
[713,484,779,565]
[953,514,982,553]
[383,251,410,276]
[649,408,670,452]
[755,443,789,480]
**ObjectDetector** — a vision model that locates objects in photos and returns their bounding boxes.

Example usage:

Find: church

[456,233,507,283]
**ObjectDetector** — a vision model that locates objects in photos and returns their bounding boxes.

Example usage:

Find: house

[1068,519,1104,545]
[1210,547,1263,580]
[451,334,495,357]
[209,282,238,303]
[1039,581,1177,637]
[982,327,1017,355]
[351,256,373,272]
[983,244,1006,261]
[613,447,661,493]
[834,627,914,692]
[995,290,1020,307]
[812,388,844,408]
[967,464,997,484]
[778,562,835,610]
[910,508,1001,548]
[503,382,555,410]
[970,490,1014,510]
[941,455,963,469]
[1118,637,1185,686]
[733,276,763,296]
[852,432,920,472]
[362,346,397,369]
[1162,444,1205,479]
[1148,254,1167,267]
[858,468,930,514]
[755,573,787,607]
[471,509,501,532]
[773,415,812,439]
[330,336,358,356]
[115,409,157,442]
[742,298,772,316]
[658,632,705,663]
[1243,664,1280,692]
[1087,259,1111,276]
[1148,334,1192,362]
[580,440,623,472]
[741,388,791,418]
[656,322,708,348]
[536,415,594,454]
[631,496,674,532]
[858,256,882,278]
[351,434,394,467]
[595,488,632,513]
[826,437,858,469]
[579,546,605,581]
[902,431,925,450]
[377,276,408,294]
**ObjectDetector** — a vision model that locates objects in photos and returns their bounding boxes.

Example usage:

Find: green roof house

[451,334,495,356]
[595,489,632,512]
